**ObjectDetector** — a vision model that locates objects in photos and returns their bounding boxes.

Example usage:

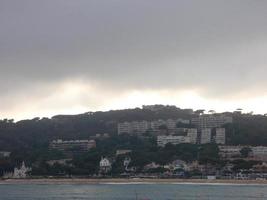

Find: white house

[99,157,112,174]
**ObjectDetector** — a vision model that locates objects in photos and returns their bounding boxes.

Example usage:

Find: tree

[208,110,215,114]
[240,147,252,158]
[194,110,205,115]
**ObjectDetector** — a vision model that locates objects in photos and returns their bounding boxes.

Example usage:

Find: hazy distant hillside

[0,107,194,151]
[1,106,267,154]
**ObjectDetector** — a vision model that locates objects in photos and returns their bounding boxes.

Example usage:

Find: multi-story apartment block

[200,128,212,144]
[131,121,150,134]
[118,122,132,134]
[157,135,190,147]
[118,121,150,135]
[252,146,267,160]
[219,145,243,158]
[191,115,233,129]
[219,145,267,161]
[187,129,198,144]
[118,118,190,135]
[215,128,226,144]
[50,139,96,153]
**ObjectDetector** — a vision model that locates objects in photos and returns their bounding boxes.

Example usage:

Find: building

[252,146,267,160]
[123,157,132,171]
[118,118,190,135]
[187,129,198,144]
[219,146,244,159]
[215,128,226,144]
[46,159,72,166]
[164,160,188,172]
[50,139,96,153]
[99,157,112,174]
[13,161,31,178]
[200,129,211,144]
[144,162,161,171]
[157,135,190,147]
[118,122,132,134]
[131,121,150,134]
[118,121,150,135]
[191,115,233,129]
[116,150,132,156]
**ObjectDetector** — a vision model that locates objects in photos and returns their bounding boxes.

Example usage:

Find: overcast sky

[1,0,267,120]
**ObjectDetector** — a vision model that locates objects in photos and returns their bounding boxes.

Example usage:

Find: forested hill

[1,106,267,153]
[0,107,195,151]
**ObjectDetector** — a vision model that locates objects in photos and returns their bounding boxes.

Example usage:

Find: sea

[0,183,267,200]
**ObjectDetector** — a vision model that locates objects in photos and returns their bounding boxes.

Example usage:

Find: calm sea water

[0,183,267,200]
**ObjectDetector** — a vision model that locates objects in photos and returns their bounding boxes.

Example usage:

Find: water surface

[0,183,266,200]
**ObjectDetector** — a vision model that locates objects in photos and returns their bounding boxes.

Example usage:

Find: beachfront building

[13,161,31,178]
[99,157,112,174]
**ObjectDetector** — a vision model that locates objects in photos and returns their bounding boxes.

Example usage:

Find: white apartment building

[187,129,198,144]
[219,146,267,160]
[118,122,132,134]
[157,135,190,147]
[118,121,150,135]
[131,121,150,134]
[252,146,267,159]
[219,146,243,158]
[215,128,226,144]
[191,115,233,129]
[200,128,212,144]
[118,118,190,135]
[50,139,96,152]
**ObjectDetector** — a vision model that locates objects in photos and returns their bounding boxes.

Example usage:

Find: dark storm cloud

[1,0,267,118]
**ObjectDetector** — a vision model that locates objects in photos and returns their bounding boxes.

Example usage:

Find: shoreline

[1,178,267,185]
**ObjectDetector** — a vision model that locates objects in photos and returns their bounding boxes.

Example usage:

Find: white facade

[187,129,198,144]
[191,115,233,129]
[219,146,267,160]
[219,146,243,158]
[118,121,150,135]
[118,118,190,135]
[252,146,267,159]
[200,129,211,144]
[157,135,190,147]
[215,128,226,144]
[99,157,112,173]
[118,122,132,134]
[50,139,96,152]
[13,162,31,179]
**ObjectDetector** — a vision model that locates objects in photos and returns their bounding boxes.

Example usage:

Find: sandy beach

[1,178,267,185]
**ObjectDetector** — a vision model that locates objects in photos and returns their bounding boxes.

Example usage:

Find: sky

[1,0,267,120]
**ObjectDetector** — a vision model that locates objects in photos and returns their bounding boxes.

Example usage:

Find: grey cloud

[1,0,267,115]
